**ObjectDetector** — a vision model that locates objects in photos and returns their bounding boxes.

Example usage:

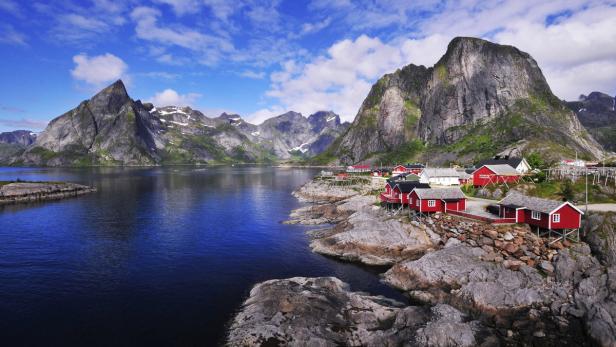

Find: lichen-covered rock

[227,277,491,346]
[383,244,556,317]
[584,212,616,266]
[310,207,434,265]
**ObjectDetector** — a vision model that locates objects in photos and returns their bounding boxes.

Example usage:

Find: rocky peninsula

[228,177,616,346]
[0,181,96,205]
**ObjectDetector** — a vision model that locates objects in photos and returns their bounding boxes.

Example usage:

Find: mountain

[3,80,346,166]
[323,37,604,165]
[0,130,37,164]
[566,92,616,151]
[0,130,37,146]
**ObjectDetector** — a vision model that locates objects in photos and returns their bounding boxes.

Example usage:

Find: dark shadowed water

[0,166,404,346]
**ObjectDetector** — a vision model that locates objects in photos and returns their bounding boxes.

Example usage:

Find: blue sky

[1,0,615,132]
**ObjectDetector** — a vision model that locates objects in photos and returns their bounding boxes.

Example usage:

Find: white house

[419,168,460,186]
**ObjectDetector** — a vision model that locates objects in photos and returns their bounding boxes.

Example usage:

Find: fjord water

[0,166,403,345]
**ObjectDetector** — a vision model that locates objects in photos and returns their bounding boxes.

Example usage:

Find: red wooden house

[498,192,583,230]
[408,188,466,214]
[380,181,430,204]
[472,164,521,187]
[392,163,425,176]
[347,165,371,173]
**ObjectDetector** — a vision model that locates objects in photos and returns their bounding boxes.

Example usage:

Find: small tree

[560,179,575,201]
[527,152,544,169]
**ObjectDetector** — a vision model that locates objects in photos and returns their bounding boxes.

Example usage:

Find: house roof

[499,192,582,214]
[394,163,425,169]
[476,157,525,169]
[482,164,520,176]
[394,181,431,193]
[457,170,472,179]
[421,168,460,178]
[412,187,466,200]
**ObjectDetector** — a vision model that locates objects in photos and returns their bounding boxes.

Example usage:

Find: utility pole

[585,166,588,216]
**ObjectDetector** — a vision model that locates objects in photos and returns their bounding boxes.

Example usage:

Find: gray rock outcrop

[227,277,491,346]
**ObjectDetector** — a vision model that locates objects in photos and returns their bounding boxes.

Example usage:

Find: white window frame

[531,211,541,220]
[428,200,436,207]
[552,214,560,223]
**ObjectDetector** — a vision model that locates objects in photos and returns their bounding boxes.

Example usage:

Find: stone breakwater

[0,182,96,205]
[228,178,616,346]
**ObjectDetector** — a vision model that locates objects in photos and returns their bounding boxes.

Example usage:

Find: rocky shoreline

[0,182,96,205]
[228,178,616,346]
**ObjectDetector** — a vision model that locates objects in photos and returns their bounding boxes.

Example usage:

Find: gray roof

[422,168,460,178]
[412,188,466,200]
[476,157,526,169]
[456,170,472,179]
[483,164,519,175]
[499,192,580,214]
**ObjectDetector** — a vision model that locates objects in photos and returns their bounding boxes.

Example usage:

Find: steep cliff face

[567,92,616,151]
[335,64,430,163]
[331,37,604,164]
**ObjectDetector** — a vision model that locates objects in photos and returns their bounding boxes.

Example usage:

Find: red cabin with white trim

[499,192,583,230]
[473,165,521,187]
[408,188,466,213]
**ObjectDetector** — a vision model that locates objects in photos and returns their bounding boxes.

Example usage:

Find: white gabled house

[419,168,460,186]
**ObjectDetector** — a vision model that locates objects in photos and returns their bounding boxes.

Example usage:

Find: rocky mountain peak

[0,130,37,146]
[566,91,616,151]
[88,79,131,115]
[328,36,603,165]
[308,111,340,133]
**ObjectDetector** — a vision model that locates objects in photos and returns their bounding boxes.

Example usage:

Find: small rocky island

[0,181,96,205]
[227,177,616,346]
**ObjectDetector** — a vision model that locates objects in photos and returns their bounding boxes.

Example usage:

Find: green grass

[374,140,425,165]
[28,146,58,161]
[435,64,448,83]
[517,177,616,204]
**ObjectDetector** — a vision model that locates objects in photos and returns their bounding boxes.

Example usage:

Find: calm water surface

[0,166,404,346]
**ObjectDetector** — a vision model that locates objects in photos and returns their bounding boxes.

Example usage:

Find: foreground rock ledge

[0,182,96,205]
[227,277,495,347]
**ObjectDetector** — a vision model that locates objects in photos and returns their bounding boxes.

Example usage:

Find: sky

[0,0,615,132]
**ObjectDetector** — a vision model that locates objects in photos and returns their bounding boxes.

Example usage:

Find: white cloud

[70,53,128,87]
[140,71,181,80]
[154,0,201,16]
[263,34,450,122]
[300,17,332,35]
[61,14,109,33]
[149,89,201,107]
[0,0,21,16]
[493,5,616,99]
[247,105,285,125]
[0,24,27,46]
[130,6,234,65]
[239,70,265,79]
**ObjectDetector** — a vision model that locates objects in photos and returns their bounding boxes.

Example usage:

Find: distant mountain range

[566,92,616,152]
[315,37,605,165]
[1,36,612,167]
[0,80,348,166]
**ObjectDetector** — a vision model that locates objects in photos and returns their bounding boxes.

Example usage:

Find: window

[409,197,413,205]
[531,211,541,220]
[552,214,560,223]
[428,200,436,207]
